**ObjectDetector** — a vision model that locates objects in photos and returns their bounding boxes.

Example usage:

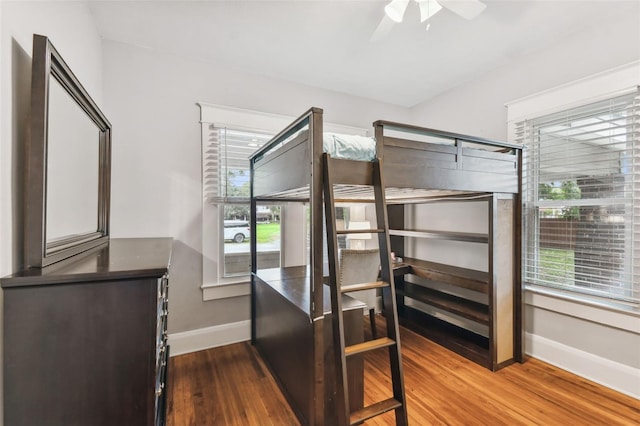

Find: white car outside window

[224,220,250,243]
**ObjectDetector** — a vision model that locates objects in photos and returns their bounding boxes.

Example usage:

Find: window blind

[202,124,272,204]
[516,90,639,304]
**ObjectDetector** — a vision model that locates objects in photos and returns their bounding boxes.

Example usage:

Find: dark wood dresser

[1,238,172,426]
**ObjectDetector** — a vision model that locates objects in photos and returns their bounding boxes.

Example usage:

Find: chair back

[339,248,380,286]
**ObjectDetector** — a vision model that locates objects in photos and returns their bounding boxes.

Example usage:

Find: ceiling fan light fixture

[437,0,487,20]
[417,0,443,23]
[384,0,410,23]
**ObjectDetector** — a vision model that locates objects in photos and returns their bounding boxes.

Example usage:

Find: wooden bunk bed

[249,107,523,425]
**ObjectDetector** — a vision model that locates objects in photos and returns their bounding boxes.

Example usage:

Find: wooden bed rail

[373,120,523,151]
[250,106,323,164]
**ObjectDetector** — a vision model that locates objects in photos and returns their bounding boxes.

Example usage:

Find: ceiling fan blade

[370,14,396,42]
[417,0,443,22]
[437,0,487,20]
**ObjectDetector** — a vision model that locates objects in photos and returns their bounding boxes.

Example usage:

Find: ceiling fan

[371,0,487,41]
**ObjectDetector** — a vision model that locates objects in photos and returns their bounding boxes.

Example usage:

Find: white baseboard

[525,332,640,399]
[168,320,251,356]
[201,282,250,301]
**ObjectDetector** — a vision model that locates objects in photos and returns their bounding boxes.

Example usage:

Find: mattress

[323,132,377,161]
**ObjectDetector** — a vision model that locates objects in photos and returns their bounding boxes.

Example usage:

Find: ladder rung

[336,229,384,235]
[341,281,389,293]
[345,337,395,356]
[350,398,403,425]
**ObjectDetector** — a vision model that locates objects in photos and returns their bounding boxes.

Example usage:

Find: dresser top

[1,238,173,288]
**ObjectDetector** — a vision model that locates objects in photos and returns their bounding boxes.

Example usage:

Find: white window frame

[198,103,368,300]
[506,61,640,324]
[198,104,292,301]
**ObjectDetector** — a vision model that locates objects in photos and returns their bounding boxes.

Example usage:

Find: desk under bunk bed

[249,108,523,425]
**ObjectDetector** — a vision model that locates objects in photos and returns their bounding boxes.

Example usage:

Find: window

[198,104,296,297]
[515,90,639,304]
[198,103,369,298]
[202,123,281,279]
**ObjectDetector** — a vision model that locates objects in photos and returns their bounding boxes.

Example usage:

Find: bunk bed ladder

[323,153,408,426]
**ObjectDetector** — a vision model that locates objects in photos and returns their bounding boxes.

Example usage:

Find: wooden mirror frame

[25,34,111,268]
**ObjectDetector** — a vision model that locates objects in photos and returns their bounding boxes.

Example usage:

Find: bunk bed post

[376,121,406,311]
[250,149,257,344]
[309,108,324,327]
[488,194,497,370]
[309,108,325,426]
[490,192,519,371]
[515,149,524,363]
[374,121,384,161]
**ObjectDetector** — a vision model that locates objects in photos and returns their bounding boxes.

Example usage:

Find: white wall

[406,6,640,397]
[0,0,103,275]
[101,40,411,335]
[0,0,104,420]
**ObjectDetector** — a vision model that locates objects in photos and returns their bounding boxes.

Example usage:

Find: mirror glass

[45,76,100,243]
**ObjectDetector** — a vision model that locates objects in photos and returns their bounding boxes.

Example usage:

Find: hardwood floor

[167,340,299,425]
[167,316,639,425]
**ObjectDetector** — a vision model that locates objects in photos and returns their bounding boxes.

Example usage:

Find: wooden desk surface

[254,266,366,316]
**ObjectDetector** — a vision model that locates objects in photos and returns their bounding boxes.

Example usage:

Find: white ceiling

[88,0,639,107]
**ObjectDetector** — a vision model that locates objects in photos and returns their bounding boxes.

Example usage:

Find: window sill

[202,279,250,301]
[524,284,640,333]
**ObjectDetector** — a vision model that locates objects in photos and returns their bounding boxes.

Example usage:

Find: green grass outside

[538,248,575,285]
[256,222,281,243]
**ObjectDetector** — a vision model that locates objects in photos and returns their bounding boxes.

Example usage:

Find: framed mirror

[25,34,111,268]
